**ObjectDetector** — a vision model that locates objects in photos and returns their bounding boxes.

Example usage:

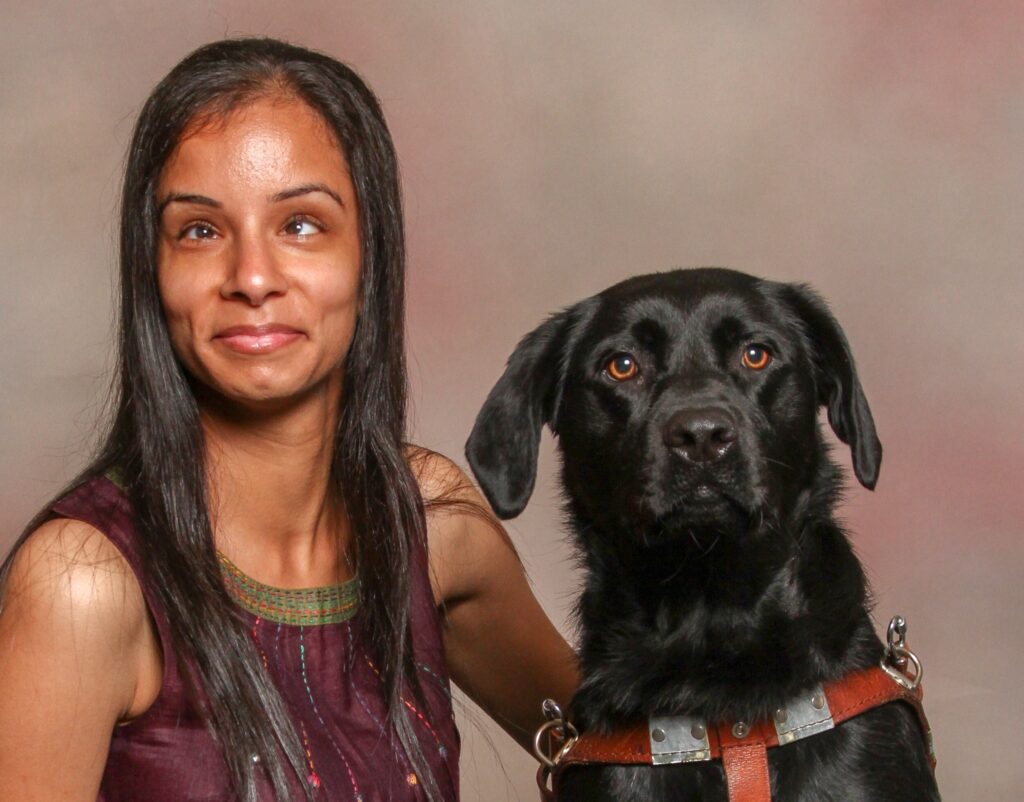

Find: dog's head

[466,268,881,549]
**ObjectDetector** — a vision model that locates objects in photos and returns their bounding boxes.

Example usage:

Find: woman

[0,38,577,801]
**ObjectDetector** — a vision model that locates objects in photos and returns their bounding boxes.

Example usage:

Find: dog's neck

[569,506,881,731]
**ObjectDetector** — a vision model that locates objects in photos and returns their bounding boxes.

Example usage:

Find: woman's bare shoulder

[404,445,519,605]
[0,517,151,684]
[0,518,153,798]
[405,444,480,504]
[3,518,140,617]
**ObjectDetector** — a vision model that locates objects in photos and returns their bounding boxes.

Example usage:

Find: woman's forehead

[158,96,350,198]
[179,91,336,142]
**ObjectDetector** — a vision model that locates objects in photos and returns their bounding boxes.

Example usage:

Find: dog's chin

[644,489,753,548]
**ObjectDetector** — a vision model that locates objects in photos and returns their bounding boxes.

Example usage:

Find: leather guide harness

[535,616,936,802]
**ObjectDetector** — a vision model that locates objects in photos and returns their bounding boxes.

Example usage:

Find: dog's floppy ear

[779,284,882,490]
[466,300,596,519]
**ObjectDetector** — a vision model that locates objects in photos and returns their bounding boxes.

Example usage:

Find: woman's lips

[213,324,304,354]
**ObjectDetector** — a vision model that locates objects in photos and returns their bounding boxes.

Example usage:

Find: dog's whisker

[700,535,721,557]
[659,557,691,586]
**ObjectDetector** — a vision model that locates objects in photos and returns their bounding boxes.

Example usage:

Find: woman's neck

[199,383,350,588]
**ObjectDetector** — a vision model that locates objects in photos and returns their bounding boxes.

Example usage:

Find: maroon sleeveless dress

[50,475,460,801]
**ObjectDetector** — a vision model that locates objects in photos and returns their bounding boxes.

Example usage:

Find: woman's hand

[412,449,579,751]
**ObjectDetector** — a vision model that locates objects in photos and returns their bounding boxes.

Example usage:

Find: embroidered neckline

[101,469,359,625]
[104,467,126,489]
[218,552,359,626]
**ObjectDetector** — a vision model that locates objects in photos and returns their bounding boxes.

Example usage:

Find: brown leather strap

[826,666,935,770]
[717,719,773,802]
[545,665,934,801]
[721,743,772,802]
[546,724,652,799]
[560,723,651,764]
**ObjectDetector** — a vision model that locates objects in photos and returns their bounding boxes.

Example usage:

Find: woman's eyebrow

[157,193,221,216]
[271,183,344,208]
[156,184,344,216]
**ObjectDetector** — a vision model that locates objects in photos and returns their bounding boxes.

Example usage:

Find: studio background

[1,2,1020,799]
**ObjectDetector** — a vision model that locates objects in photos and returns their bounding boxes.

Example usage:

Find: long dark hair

[2,38,439,802]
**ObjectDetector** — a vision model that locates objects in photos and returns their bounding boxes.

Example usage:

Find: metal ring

[536,762,553,797]
[532,718,579,768]
[881,645,922,691]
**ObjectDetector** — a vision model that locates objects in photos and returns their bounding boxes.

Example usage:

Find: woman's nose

[220,233,287,306]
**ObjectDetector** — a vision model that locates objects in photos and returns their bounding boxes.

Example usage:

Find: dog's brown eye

[741,345,772,370]
[605,354,639,381]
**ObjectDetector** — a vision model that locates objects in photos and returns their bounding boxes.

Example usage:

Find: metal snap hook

[882,615,923,691]
[533,699,579,769]
[886,615,908,669]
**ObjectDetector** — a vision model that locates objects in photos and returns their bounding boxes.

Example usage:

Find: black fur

[467,268,938,801]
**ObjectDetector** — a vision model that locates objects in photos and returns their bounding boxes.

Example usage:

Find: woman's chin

[193,373,338,417]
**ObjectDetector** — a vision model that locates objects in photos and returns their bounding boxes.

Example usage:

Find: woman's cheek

[158,279,206,375]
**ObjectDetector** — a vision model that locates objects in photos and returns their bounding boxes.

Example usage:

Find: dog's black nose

[663,407,737,463]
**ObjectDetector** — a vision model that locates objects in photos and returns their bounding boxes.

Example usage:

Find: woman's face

[156,96,361,410]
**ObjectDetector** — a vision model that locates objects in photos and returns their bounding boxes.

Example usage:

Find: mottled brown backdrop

[2,2,1020,798]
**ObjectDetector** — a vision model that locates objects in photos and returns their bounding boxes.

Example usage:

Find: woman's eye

[283,216,322,237]
[604,354,639,382]
[741,344,772,370]
[179,222,218,241]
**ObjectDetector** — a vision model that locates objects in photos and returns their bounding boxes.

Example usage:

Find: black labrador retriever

[466,268,939,801]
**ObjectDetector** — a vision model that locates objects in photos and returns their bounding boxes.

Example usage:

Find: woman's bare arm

[0,519,158,801]
[412,449,579,751]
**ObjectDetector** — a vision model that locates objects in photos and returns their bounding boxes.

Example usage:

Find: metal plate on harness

[648,715,712,765]
[773,686,835,745]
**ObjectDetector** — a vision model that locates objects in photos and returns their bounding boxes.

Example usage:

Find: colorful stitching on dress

[364,656,447,758]
[299,720,322,791]
[299,626,363,801]
[250,617,320,793]
[344,624,454,795]
[418,662,454,698]
[252,616,269,668]
[219,553,359,626]
[417,662,456,726]
[344,623,417,783]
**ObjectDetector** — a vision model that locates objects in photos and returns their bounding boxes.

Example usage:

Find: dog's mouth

[644,484,753,545]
